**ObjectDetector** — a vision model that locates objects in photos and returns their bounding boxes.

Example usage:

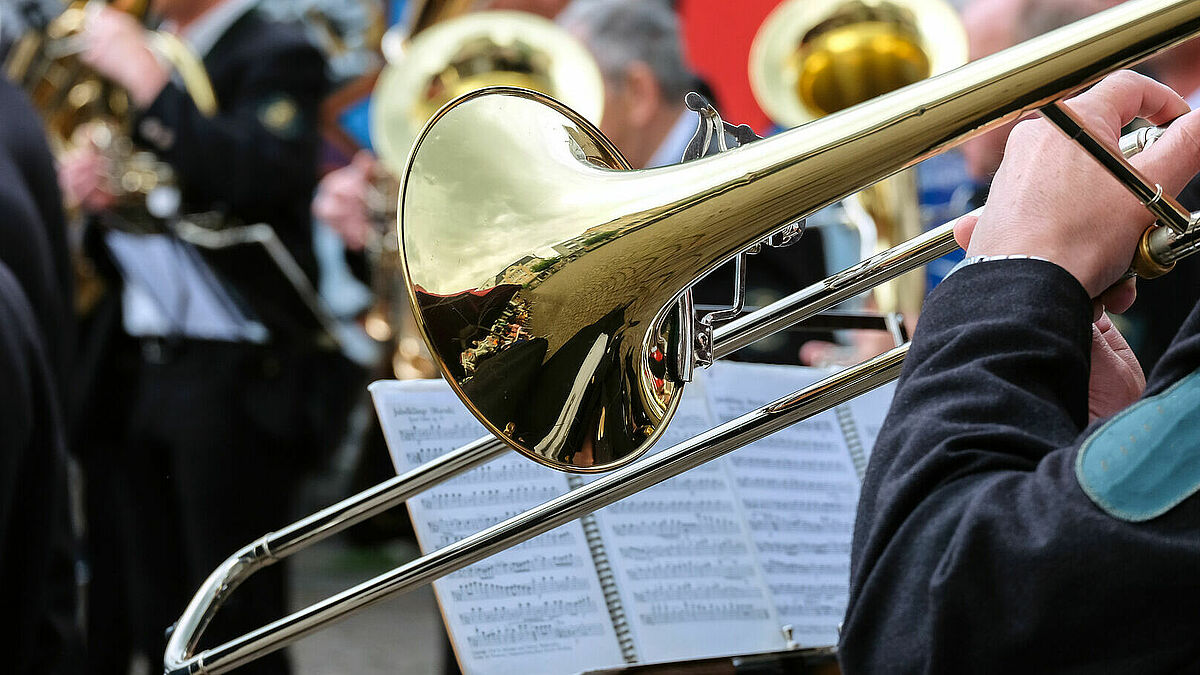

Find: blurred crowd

[0,0,1197,674]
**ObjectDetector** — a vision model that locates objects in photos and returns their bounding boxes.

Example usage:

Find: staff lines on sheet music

[632,582,764,603]
[757,540,851,556]
[638,602,771,626]
[736,476,858,494]
[435,463,549,486]
[769,582,851,598]
[447,554,584,581]
[626,560,756,581]
[606,499,733,514]
[617,539,748,560]
[611,515,742,538]
[449,576,591,601]
[397,423,484,444]
[436,529,575,551]
[747,513,854,534]
[740,498,857,514]
[465,622,607,649]
[761,561,850,577]
[728,456,852,472]
[458,598,600,625]
[775,603,849,620]
[420,485,563,510]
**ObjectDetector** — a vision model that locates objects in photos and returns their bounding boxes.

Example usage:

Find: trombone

[167,1,1200,672]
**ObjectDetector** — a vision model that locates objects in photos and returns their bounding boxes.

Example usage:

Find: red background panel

[678,0,786,135]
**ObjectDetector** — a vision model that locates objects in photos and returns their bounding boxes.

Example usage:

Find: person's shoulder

[219,9,321,61]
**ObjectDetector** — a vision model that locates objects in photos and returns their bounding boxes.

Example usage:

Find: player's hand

[58,146,115,213]
[961,71,1200,298]
[1088,312,1144,421]
[314,151,378,251]
[79,6,169,107]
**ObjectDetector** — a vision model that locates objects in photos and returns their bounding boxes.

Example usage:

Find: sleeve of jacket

[132,30,326,235]
[840,259,1200,673]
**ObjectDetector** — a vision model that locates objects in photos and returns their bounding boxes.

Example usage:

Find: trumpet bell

[750,0,965,127]
[401,87,684,473]
[370,11,605,173]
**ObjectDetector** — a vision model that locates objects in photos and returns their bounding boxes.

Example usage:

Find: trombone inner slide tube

[400,0,1200,474]
[165,345,907,675]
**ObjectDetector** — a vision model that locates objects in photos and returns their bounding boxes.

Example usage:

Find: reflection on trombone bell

[165,2,1200,673]
[317,6,606,379]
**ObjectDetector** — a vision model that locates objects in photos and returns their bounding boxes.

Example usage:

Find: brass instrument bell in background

[749,0,966,320]
[360,7,604,379]
[4,0,217,229]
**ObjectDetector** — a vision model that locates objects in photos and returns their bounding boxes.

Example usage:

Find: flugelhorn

[749,0,967,322]
[167,1,1200,672]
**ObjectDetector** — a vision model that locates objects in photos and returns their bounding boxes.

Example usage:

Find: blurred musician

[841,71,1200,672]
[0,79,82,675]
[57,1,328,673]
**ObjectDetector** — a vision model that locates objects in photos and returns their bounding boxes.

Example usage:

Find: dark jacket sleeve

[132,30,325,237]
[841,259,1200,674]
[0,263,81,674]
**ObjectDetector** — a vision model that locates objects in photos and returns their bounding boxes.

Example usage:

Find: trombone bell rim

[370,10,605,174]
[749,0,967,128]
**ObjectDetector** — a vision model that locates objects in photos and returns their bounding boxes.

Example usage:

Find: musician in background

[841,70,1200,672]
[58,1,329,672]
[0,79,82,675]
[557,0,831,364]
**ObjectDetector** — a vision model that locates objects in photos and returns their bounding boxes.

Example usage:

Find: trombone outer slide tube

[165,345,907,675]
[164,435,508,673]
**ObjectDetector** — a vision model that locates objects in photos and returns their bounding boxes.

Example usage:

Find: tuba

[749,0,967,324]
[165,1,1200,672]
[5,0,217,228]
[354,4,604,377]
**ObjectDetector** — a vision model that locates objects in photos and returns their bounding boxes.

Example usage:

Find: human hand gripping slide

[953,71,1200,418]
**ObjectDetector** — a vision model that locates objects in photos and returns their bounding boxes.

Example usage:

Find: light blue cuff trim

[1076,369,1200,522]
[942,254,1051,281]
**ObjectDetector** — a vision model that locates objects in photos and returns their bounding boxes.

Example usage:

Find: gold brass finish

[369,11,605,173]
[165,4,1200,671]
[749,0,967,320]
[5,0,217,228]
[1132,225,1177,278]
[362,9,605,380]
[400,0,1200,473]
[749,0,966,127]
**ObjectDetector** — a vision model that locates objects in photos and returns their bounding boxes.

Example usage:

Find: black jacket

[0,77,73,402]
[130,9,328,336]
[842,259,1200,673]
[0,262,81,674]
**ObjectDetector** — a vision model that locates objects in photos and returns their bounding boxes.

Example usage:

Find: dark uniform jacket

[0,262,80,674]
[130,8,326,340]
[842,259,1200,673]
[0,77,73,400]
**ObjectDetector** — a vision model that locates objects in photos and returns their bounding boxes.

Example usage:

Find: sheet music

[370,380,625,675]
[590,380,784,663]
[702,363,861,648]
[843,380,898,460]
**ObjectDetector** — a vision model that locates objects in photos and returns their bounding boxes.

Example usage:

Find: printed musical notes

[703,362,860,648]
[370,380,624,675]
[592,386,783,663]
[369,360,895,671]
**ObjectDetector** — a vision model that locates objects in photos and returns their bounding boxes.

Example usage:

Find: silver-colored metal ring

[1145,183,1164,207]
